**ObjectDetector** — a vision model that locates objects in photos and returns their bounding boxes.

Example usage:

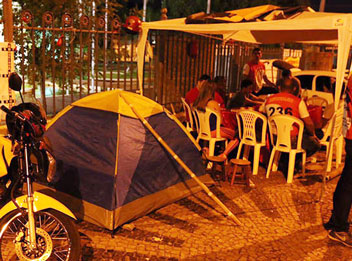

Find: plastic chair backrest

[181,97,194,129]
[196,107,222,139]
[192,109,199,133]
[268,115,304,150]
[306,96,328,109]
[236,110,267,144]
[321,104,344,142]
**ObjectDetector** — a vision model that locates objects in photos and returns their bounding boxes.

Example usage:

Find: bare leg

[218,139,239,159]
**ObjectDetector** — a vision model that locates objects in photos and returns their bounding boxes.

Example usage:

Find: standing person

[243,47,275,92]
[324,75,352,247]
[185,74,211,105]
[276,69,301,97]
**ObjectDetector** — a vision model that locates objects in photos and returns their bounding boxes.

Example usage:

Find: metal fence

[143,30,264,111]
[14,10,138,115]
[13,10,283,115]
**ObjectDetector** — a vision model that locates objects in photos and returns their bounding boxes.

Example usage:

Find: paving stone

[74,151,352,260]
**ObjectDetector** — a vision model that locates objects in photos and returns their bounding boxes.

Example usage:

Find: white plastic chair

[236,110,267,175]
[266,115,306,184]
[192,109,199,134]
[195,108,227,157]
[181,97,194,132]
[320,104,344,172]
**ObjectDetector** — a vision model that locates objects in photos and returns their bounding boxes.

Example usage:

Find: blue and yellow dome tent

[39,90,214,230]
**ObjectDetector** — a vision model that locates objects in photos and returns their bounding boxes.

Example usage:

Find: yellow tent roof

[71,89,163,118]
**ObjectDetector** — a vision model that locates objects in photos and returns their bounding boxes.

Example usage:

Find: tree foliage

[156,0,312,20]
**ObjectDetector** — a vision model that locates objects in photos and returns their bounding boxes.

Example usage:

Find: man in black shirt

[227,79,262,109]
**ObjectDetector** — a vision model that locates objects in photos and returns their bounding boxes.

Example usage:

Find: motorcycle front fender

[0,191,76,220]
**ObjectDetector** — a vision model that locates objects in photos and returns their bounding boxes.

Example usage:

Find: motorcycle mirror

[8,72,22,92]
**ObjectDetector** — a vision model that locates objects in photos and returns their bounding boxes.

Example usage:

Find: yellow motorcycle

[0,73,81,260]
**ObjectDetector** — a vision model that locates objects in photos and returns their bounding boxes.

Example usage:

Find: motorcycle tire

[0,208,81,261]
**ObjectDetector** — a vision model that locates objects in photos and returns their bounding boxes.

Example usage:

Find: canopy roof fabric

[137,5,352,109]
[139,10,348,44]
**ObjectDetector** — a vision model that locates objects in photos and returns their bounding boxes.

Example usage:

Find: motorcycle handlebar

[1,105,13,115]
[1,105,27,122]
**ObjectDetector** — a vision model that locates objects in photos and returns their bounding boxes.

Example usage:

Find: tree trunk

[3,0,14,42]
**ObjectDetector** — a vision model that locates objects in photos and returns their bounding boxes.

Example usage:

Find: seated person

[276,69,301,97]
[316,101,341,140]
[185,74,225,108]
[193,81,239,159]
[227,79,262,109]
[259,78,320,158]
[251,85,279,97]
[213,76,227,105]
[185,74,211,105]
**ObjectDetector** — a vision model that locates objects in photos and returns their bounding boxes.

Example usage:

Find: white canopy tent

[137,9,352,111]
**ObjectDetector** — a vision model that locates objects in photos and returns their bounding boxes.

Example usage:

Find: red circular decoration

[62,13,73,26]
[97,16,105,29]
[112,18,121,30]
[42,11,53,25]
[21,11,33,24]
[80,15,89,27]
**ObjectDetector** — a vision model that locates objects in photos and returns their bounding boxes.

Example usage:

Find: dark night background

[128,0,352,13]
[309,0,352,13]
[126,0,352,22]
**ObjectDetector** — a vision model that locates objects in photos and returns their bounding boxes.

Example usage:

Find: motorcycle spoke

[1,233,16,239]
[39,215,55,230]
[53,245,70,261]
[50,224,67,239]
[16,217,27,227]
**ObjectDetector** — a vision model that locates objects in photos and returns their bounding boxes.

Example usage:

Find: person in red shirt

[193,81,238,159]
[324,74,352,247]
[243,47,275,92]
[185,74,225,107]
[276,69,301,97]
[260,78,320,157]
[185,74,211,105]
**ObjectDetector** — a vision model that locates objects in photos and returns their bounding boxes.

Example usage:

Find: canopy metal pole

[120,93,242,226]
[143,0,148,22]
[207,0,211,14]
[319,0,326,12]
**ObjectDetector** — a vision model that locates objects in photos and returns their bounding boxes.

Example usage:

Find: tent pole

[120,93,242,226]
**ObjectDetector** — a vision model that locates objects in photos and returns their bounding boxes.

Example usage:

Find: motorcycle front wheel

[0,209,81,261]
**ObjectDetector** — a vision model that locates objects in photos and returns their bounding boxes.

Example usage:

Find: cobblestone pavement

[75,151,352,260]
